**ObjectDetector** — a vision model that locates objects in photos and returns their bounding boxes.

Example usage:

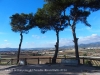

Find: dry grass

[0,49,100,65]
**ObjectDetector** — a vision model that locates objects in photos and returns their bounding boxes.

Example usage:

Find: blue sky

[0,0,100,48]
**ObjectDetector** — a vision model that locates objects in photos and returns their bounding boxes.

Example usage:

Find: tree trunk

[17,32,23,64]
[71,27,80,65]
[52,31,59,64]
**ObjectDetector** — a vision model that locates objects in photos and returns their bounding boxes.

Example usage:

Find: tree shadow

[0,64,100,75]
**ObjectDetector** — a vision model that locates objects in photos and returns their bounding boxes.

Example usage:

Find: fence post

[11,59,13,65]
[83,57,84,64]
[49,57,51,64]
[38,57,39,64]
[0,59,1,64]
[24,58,27,65]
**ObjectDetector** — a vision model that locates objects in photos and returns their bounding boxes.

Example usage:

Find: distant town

[0,42,100,57]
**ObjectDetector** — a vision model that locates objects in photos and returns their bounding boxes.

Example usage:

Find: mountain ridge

[0,42,100,51]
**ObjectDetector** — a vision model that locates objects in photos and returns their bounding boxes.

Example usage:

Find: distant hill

[60,42,100,49]
[0,42,100,51]
[0,48,18,51]
[0,47,53,51]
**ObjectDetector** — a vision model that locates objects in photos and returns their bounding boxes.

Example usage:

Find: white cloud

[59,38,73,46]
[42,34,100,47]
[78,34,100,44]
[32,35,40,39]
[0,40,12,48]
[4,40,8,42]
[39,41,56,47]
[24,42,35,48]
[33,39,74,48]
[0,43,11,48]
[24,40,56,48]
[22,34,100,48]
[32,35,46,39]
[59,34,100,46]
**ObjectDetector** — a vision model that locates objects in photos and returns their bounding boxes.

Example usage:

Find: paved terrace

[0,64,100,75]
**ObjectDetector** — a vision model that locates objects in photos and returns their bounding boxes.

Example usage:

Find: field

[0,49,100,66]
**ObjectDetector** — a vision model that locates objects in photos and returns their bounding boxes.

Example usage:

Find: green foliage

[84,60,92,66]
[45,0,100,27]
[10,13,36,64]
[43,0,100,65]
[63,55,66,59]
[83,53,87,56]
[35,2,68,63]
[45,0,100,11]
[34,4,67,33]
[10,13,35,33]
[32,53,42,56]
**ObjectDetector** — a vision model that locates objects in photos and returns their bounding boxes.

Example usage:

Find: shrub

[83,53,87,56]
[63,55,66,59]
[84,60,92,66]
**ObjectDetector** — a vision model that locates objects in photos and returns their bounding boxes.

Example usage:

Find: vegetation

[34,4,67,63]
[84,60,92,66]
[63,55,66,59]
[45,0,100,65]
[10,13,35,64]
[83,53,87,56]
[9,0,100,64]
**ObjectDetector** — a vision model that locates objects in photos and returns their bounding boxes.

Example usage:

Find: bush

[83,53,87,56]
[63,55,66,59]
[32,53,42,56]
[85,60,92,66]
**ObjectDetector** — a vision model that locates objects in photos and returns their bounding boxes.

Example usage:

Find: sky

[0,0,100,48]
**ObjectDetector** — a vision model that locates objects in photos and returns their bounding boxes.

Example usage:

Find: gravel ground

[0,64,100,75]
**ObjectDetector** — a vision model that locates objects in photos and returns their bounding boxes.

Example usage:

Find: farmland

[0,49,100,65]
